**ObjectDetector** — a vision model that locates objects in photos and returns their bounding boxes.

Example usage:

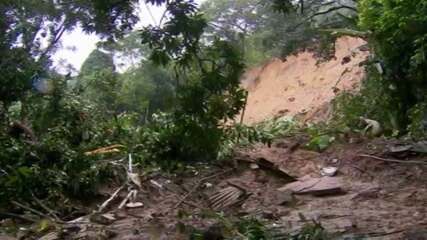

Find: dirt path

[52,137,426,240]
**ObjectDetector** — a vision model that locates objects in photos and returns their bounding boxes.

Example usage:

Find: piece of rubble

[276,190,294,205]
[331,158,339,164]
[250,163,260,169]
[389,144,412,153]
[278,176,345,196]
[126,202,144,209]
[320,167,338,177]
[256,158,296,181]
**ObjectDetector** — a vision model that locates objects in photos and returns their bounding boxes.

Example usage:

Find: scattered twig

[11,201,63,223]
[98,185,125,212]
[358,154,427,165]
[118,190,137,209]
[128,154,133,173]
[0,212,38,222]
[31,192,61,221]
[150,179,163,189]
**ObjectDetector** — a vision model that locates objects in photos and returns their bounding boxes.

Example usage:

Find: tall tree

[0,0,139,107]
[80,49,116,76]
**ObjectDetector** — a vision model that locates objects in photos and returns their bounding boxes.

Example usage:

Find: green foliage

[289,222,330,240]
[358,0,427,129]
[219,116,297,160]
[303,123,337,152]
[332,0,427,137]
[235,218,271,239]
[200,0,356,65]
[119,62,175,118]
[306,134,335,152]
[331,63,401,136]
[407,102,427,140]
[0,0,139,106]
[138,2,247,168]
[137,47,247,166]
[189,214,330,240]
[0,78,123,210]
[80,50,116,76]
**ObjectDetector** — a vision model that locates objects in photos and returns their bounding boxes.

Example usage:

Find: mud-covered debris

[278,176,345,196]
[90,213,116,225]
[403,228,427,240]
[322,218,355,233]
[0,236,18,240]
[276,190,294,206]
[75,228,117,240]
[389,144,413,154]
[389,141,427,155]
[39,232,59,240]
[320,167,338,177]
[351,186,380,200]
[256,157,296,181]
[128,173,142,188]
[209,184,248,210]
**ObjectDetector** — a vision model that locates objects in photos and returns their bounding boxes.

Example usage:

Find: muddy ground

[5,136,427,240]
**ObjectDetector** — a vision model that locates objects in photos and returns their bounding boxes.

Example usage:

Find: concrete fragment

[320,167,338,177]
[278,176,345,196]
[126,202,144,208]
[249,163,259,169]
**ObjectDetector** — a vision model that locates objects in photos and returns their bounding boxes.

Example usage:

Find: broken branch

[11,201,63,223]
[31,192,61,221]
[98,185,125,212]
[118,190,137,209]
[358,154,427,165]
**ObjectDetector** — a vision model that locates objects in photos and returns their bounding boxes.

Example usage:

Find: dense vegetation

[1,0,427,236]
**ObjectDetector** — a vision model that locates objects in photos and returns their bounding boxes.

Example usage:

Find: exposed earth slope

[241,36,369,124]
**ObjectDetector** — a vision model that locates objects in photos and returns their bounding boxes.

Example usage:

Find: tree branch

[38,21,67,62]
[290,4,358,31]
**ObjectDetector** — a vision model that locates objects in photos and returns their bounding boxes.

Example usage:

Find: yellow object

[84,144,125,156]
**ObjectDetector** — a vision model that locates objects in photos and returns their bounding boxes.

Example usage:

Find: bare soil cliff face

[241,36,369,124]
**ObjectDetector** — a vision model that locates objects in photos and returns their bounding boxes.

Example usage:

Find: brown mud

[38,136,426,240]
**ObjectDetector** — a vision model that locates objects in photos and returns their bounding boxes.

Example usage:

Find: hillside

[241,36,369,124]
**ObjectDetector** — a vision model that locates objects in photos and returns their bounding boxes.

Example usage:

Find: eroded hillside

[241,36,369,124]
